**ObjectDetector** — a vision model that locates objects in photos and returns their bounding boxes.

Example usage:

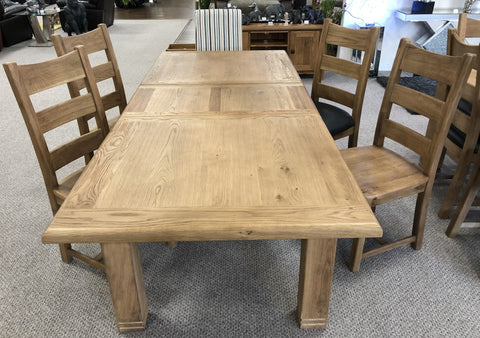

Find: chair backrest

[457,13,480,39]
[443,28,480,161]
[51,23,127,130]
[311,19,380,144]
[3,46,109,214]
[374,38,475,180]
[194,9,243,51]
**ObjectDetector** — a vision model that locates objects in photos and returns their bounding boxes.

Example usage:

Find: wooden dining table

[42,50,382,332]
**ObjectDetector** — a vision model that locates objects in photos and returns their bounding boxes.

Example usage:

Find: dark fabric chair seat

[315,101,355,137]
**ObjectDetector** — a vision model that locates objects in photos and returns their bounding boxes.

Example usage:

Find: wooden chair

[194,8,243,51]
[311,19,379,148]
[3,46,110,271]
[51,23,127,136]
[445,152,480,237]
[340,38,475,272]
[457,12,480,40]
[437,29,480,219]
[52,26,181,249]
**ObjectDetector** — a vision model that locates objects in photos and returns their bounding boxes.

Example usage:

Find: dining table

[42,50,382,332]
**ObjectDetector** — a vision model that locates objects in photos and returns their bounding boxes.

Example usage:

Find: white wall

[342,0,480,71]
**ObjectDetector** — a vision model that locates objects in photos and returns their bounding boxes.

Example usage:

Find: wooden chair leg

[446,162,480,237]
[438,154,472,219]
[411,191,430,250]
[347,132,357,148]
[167,241,178,248]
[349,238,365,272]
[59,243,73,263]
[436,147,447,173]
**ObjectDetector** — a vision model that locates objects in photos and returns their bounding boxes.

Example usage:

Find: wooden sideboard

[242,23,322,74]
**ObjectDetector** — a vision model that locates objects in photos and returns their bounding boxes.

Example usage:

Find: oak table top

[42,50,381,332]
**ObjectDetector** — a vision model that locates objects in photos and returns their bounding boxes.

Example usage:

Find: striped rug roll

[195,9,243,51]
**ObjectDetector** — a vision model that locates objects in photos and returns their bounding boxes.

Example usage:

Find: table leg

[42,15,53,41]
[102,243,148,332]
[28,15,53,47]
[297,238,337,329]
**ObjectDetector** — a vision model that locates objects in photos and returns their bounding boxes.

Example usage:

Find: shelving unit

[242,23,322,74]
[250,31,289,50]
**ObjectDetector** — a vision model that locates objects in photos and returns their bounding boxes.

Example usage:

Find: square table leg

[297,238,337,329]
[102,243,148,332]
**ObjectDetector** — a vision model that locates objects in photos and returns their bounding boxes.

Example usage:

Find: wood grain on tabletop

[141,50,301,85]
[124,84,317,116]
[43,115,380,243]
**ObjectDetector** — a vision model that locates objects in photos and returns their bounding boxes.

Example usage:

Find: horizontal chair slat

[321,55,362,80]
[326,25,374,51]
[37,94,97,133]
[401,46,463,86]
[62,29,107,54]
[70,63,116,92]
[383,119,431,159]
[93,62,115,83]
[51,129,104,171]
[102,91,123,111]
[391,84,443,121]
[318,84,355,108]
[19,53,86,95]
[451,107,472,132]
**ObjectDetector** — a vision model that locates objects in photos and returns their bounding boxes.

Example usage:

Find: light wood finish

[102,243,148,332]
[166,43,196,51]
[141,50,301,85]
[242,23,322,74]
[446,154,480,237]
[288,30,321,73]
[341,39,475,271]
[457,12,480,40]
[312,19,380,148]
[51,24,127,136]
[3,46,109,270]
[124,84,316,116]
[42,51,381,331]
[43,115,380,243]
[51,24,177,248]
[297,238,337,329]
[437,29,480,219]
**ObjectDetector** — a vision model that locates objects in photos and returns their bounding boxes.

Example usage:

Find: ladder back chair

[51,23,127,136]
[194,8,243,51]
[3,46,110,271]
[53,25,178,249]
[457,12,480,40]
[311,19,379,148]
[437,29,480,219]
[445,153,480,237]
[340,38,475,272]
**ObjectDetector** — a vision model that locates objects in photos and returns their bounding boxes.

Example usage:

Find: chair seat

[341,146,429,206]
[108,115,120,129]
[53,168,84,203]
[315,101,355,137]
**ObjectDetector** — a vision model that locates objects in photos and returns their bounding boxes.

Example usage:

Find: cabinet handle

[291,50,295,54]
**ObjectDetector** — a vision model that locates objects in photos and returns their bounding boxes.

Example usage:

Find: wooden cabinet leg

[102,243,148,332]
[297,238,337,329]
